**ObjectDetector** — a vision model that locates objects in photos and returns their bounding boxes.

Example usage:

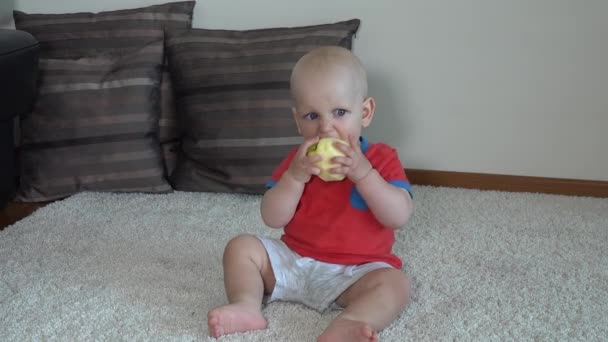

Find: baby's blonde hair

[290,46,368,101]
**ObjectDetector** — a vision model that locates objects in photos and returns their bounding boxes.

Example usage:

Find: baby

[208,46,414,342]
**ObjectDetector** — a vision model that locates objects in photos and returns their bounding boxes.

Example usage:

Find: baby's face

[291,69,372,143]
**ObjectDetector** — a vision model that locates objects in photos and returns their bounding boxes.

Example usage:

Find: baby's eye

[334,109,348,117]
[304,112,319,120]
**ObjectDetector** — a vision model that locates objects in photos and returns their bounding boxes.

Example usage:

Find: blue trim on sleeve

[349,187,368,210]
[266,180,277,189]
[390,180,413,199]
[350,180,413,210]
[360,136,370,153]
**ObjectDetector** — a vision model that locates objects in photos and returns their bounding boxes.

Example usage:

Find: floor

[0,201,48,230]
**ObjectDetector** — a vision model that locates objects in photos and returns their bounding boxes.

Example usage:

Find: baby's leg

[208,234,276,338]
[317,268,410,342]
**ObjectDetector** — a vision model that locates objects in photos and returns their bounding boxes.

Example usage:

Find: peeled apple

[306,137,347,182]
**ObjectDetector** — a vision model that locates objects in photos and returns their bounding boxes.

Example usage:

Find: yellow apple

[306,137,347,182]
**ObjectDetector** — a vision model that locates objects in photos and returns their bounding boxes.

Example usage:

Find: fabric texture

[269,137,411,268]
[17,41,171,202]
[13,1,196,176]
[257,236,393,312]
[165,19,361,194]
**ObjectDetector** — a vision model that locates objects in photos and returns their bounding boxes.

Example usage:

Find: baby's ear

[361,97,376,128]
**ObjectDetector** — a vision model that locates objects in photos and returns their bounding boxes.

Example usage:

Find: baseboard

[2,169,606,230]
[405,169,608,198]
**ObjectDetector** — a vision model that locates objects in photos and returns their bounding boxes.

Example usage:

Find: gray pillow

[166,19,361,194]
[13,1,196,177]
[17,41,171,201]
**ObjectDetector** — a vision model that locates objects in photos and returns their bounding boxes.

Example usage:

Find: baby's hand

[330,134,373,183]
[285,137,323,183]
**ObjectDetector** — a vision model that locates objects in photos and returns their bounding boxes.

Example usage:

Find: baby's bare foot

[207,303,268,338]
[317,318,378,342]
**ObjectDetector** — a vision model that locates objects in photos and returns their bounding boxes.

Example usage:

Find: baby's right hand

[285,137,323,183]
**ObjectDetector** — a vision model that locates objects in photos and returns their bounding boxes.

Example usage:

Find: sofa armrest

[0,29,39,122]
[0,29,39,208]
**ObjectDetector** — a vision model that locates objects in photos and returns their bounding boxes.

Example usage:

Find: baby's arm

[355,170,413,229]
[260,172,305,228]
[260,137,322,228]
[332,135,413,229]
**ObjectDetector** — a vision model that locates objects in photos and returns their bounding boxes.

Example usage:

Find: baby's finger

[308,166,321,175]
[300,136,320,154]
[306,154,323,164]
[329,166,348,175]
[334,140,352,156]
[331,156,352,166]
[349,134,360,150]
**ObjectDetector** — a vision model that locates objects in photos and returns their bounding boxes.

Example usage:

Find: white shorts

[257,236,394,312]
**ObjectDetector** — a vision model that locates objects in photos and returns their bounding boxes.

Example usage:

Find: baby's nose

[319,117,333,132]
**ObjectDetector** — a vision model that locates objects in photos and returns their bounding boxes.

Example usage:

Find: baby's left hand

[330,134,373,183]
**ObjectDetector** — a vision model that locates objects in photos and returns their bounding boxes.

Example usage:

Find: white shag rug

[1,186,607,341]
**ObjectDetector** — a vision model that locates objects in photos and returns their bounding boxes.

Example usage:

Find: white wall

[8,0,608,181]
[0,0,15,26]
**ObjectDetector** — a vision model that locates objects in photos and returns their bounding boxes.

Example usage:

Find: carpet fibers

[1,186,607,341]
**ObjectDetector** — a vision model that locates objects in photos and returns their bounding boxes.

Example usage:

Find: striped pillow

[17,41,171,202]
[13,1,196,177]
[165,19,360,194]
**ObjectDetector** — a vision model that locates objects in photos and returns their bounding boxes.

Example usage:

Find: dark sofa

[0,29,39,208]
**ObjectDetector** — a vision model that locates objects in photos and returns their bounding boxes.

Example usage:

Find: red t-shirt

[266,137,412,268]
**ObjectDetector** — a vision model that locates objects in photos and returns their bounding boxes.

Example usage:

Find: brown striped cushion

[165,19,360,194]
[13,1,196,176]
[17,40,171,202]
